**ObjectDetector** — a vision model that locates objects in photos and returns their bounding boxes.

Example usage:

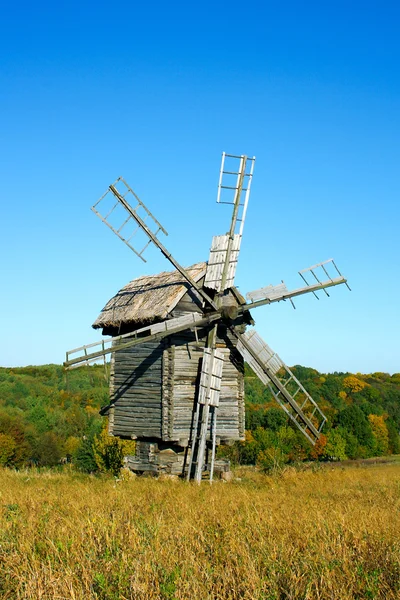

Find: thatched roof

[92,262,207,331]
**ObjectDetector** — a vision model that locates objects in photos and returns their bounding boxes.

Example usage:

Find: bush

[93,427,125,477]
[75,438,98,473]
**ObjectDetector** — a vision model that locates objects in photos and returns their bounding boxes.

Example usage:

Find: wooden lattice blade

[245,258,349,309]
[244,276,347,311]
[92,177,218,312]
[197,347,225,407]
[64,312,220,370]
[235,329,326,445]
[204,234,241,292]
[92,177,168,262]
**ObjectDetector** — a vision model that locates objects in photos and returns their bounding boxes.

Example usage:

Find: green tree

[33,432,63,466]
[323,429,347,461]
[75,437,98,473]
[336,405,374,452]
[263,408,288,431]
[336,426,359,459]
[386,419,400,454]
[0,434,16,466]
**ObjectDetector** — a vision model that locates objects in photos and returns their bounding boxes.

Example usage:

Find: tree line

[0,363,398,473]
[227,365,400,471]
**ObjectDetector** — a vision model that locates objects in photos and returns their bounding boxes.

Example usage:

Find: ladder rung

[282,377,293,389]
[300,398,308,409]
[220,185,249,191]
[104,201,119,220]
[222,170,252,176]
[117,215,132,233]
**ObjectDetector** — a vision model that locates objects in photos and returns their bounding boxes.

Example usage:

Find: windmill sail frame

[64,152,349,482]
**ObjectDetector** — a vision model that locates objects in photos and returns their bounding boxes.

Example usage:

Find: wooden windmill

[65,153,349,482]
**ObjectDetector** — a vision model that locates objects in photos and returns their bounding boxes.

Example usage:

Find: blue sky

[0,1,399,374]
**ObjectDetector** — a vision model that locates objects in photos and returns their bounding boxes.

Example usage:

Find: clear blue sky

[1,1,399,374]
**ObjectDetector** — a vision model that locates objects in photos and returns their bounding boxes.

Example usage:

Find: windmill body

[65,153,349,481]
[93,263,250,475]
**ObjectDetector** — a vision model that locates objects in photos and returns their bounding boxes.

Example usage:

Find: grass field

[0,463,399,599]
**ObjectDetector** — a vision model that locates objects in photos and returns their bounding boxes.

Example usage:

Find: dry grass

[0,464,399,599]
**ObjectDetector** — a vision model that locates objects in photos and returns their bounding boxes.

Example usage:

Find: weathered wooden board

[204,234,242,291]
[167,331,244,442]
[110,337,163,438]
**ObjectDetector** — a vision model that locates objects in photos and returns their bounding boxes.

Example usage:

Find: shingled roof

[92,262,207,331]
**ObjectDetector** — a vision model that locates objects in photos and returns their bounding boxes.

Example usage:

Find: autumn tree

[343,375,367,394]
[368,414,389,456]
[323,430,347,461]
[0,434,16,466]
[93,425,136,476]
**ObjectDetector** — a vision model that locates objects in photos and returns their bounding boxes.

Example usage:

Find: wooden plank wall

[110,338,163,438]
[167,327,245,444]
[169,331,205,442]
[217,346,244,440]
[108,351,116,435]
[107,278,247,444]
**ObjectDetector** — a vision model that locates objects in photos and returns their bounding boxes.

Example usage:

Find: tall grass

[0,464,399,599]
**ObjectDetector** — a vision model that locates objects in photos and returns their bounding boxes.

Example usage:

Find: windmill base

[124,441,231,479]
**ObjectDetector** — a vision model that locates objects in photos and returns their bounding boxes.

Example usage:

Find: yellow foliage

[368,414,389,455]
[245,430,255,443]
[93,424,136,475]
[343,375,367,393]
[64,436,81,458]
[121,439,136,456]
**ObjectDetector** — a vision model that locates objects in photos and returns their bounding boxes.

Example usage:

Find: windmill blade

[204,234,242,292]
[92,176,168,262]
[235,329,326,445]
[244,259,349,311]
[216,153,256,237]
[204,153,255,293]
[64,312,221,370]
[197,348,225,408]
[92,177,218,312]
[187,347,225,482]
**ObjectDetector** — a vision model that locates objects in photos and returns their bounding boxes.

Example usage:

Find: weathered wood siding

[166,327,245,443]
[107,281,246,443]
[169,331,205,442]
[109,338,163,438]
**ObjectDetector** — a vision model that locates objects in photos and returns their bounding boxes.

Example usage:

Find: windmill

[65,153,349,482]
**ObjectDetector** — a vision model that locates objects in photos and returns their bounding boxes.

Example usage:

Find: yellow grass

[0,464,399,599]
